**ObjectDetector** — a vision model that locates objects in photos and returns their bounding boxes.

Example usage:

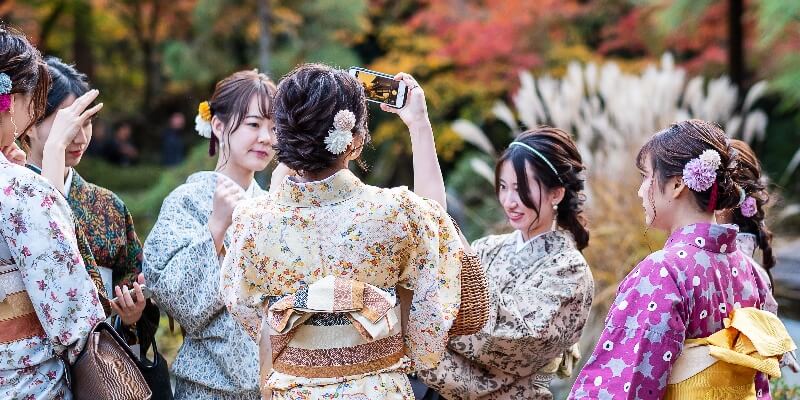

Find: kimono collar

[666,223,738,254]
[275,169,364,207]
[513,229,576,256]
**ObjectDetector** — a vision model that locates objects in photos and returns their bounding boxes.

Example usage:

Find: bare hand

[269,163,295,194]
[110,273,146,326]
[2,143,26,166]
[209,175,246,253]
[46,89,103,150]
[380,72,430,129]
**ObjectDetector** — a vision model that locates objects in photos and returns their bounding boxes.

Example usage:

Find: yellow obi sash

[266,275,403,379]
[665,307,796,400]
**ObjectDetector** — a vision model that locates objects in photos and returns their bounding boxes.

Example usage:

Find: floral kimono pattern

[570,223,774,400]
[1,154,105,399]
[419,230,594,399]
[221,169,464,399]
[143,171,261,400]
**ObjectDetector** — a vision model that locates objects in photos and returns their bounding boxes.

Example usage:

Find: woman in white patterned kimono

[143,70,281,400]
[1,26,105,399]
[418,127,595,399]
[222,64,477,399]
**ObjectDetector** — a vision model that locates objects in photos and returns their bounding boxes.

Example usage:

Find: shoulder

[0,163,62,206]
[80,179,128,211]
[471,233,513,254]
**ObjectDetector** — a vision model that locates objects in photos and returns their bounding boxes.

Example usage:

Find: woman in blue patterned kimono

[0,26,105,400]
[143,70,282,400]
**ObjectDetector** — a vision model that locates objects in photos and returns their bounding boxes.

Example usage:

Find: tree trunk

[728,0,745,99]
[258,0,271,74]
[72,0,94,79]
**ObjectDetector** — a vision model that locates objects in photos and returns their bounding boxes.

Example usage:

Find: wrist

[43,140,68,155]
[408,120,434,141]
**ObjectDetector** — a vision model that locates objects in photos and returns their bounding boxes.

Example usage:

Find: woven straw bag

[448,218,489,336]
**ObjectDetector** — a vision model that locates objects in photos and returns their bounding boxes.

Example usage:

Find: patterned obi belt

[267,275,404,379]
[0,259,46,351]
[665,307,797,400]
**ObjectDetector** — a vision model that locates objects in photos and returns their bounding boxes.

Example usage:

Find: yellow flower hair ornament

[195,101,213,138]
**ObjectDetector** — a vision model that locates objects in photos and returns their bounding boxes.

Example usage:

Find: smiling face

[216,95,275,173]
[497,159,561,237]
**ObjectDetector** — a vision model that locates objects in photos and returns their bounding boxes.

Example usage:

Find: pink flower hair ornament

[683,149,722,192]
[740,196,758,218]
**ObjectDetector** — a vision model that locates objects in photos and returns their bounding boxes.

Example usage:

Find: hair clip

[683,149,721,192]
[195,100,213,138]
[324,109,356,155]
[740,196,757,217]
[0,72,12,112]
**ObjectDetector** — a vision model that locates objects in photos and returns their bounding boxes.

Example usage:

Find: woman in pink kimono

[0,26,105,399]
[570,120,795,400]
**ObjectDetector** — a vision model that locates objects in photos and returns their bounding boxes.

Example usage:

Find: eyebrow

[244,114,265,119]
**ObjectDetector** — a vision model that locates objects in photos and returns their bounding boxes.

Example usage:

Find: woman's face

[637,153,675,231]
[497,160,558,234]
[1,93,33,147]
[217,95,275,173]
[30,94,93,167]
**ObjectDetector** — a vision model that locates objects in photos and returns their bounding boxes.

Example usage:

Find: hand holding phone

[348,67,408,109]
[109,273,148,325]
[375,72,430,129]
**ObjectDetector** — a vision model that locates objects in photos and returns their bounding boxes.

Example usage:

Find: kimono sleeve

[473,239,593,374]
[221,202,266,342]
[570,252,686,400]
[142,188,224,334]
[397,192,463,370]
[112,200,144,287]
[0,173,105,362]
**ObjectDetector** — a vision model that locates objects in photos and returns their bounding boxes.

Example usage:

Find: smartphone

[110,284,153,305]
[348,67,408,109]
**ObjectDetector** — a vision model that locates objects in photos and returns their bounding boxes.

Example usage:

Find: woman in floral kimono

[570,120,796,400]
[1,26,105,399]
[418,127,595,399]
[221,64,475,399]
[143,70,278,400]
[25,57,147,335]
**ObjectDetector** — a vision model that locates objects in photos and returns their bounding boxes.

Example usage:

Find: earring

[10,114,18,138]
[551,204,558,231]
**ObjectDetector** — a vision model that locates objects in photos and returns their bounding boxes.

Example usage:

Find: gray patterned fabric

[143,171,261,399]
[419,230,594,399]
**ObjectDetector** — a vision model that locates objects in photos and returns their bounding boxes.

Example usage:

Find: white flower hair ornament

[324,109,356,155]
[683,149,722,192]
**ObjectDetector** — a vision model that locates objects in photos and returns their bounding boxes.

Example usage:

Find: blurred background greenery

[4,0,800,397]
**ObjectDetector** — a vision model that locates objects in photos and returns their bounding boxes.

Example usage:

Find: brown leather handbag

[61,321,152,400]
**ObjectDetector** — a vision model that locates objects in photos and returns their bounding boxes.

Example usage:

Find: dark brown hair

[636,119,744,212]
[272,63,369,173]
[495,127,590,250]
[0,25,50,138]
[729,139,776,273]
[207,69,276,157]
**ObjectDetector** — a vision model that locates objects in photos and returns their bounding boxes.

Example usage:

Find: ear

[551,186,566,206]
[671,176,687,199]
[211,115,225,143]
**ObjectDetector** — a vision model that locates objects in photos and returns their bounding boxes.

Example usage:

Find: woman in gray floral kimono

[143,70,285,400]
[418,127,594,399]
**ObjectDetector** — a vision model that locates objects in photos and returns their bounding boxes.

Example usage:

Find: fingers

[80,102,104,121]
[68,89,100,113]
[380,103,399,114]
[133,282,146,304]
[109,298,122,316]
[137,272,145,285]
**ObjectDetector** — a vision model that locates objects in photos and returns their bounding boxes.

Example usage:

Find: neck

[522,223,552,242]
[295,161,348,183]
[668,208,716,234]
[215,157,254,189]
[27,151,44,170]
